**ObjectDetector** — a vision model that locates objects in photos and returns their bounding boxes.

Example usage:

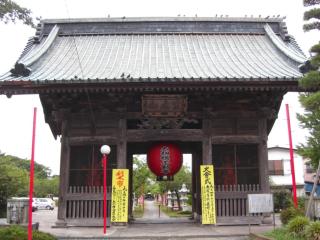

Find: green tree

[34,176,59,197]
[0,157,29,217]
[0,0,35,27]
[157,166,192,210]
[303,0,320,31]
[0,154,51,178]
[297,0,320,167]
[132,157,192,197]
[158,165,192,194]
[132,157,153,196]
[0,153,59,217]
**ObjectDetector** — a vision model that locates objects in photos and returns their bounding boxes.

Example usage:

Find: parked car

[33,198,54,210]
[32,199,38,212]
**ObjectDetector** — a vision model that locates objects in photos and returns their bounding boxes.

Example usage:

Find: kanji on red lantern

[147,143,182,180]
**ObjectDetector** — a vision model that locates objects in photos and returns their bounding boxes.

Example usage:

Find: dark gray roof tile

[0,18,306,84]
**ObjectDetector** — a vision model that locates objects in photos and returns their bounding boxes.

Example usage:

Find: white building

[268,146,305,196]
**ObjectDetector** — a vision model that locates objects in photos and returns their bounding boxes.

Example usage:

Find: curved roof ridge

[286,35,307,57]
[264,24,306,64]
[19,25,60,67]
[41,16,285,24]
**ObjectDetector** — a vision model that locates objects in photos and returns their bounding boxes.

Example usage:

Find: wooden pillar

[258,118,270,192]
[202,119,212,165]
[191,151,196,217]
[193,149,202,221]
[128,152,134,221]
[57,119,70,224]
[115,118,128,225]
[201,116,213,222]
[117,118,127,168]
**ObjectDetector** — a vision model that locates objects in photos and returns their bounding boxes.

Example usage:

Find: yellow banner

[111,169,129,222]
[200,165,216,224]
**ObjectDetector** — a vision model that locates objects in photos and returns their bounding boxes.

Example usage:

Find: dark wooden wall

[44,90,281,225]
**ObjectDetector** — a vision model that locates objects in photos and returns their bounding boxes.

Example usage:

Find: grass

[132,204,144,218]
[160,205,192,218]
[264,228,305,240]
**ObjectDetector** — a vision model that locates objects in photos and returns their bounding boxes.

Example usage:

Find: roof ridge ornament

[10,25,60,77]
[264,24,307,64]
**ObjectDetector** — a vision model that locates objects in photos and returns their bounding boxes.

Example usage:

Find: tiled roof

[0,17,307,86]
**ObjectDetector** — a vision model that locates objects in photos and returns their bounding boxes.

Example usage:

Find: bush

[306,221,320,240]
[287,216,310,237]
[0,225,56,240]
[280,207,304,225]
[273,190,292,212]
[297,197,306,209]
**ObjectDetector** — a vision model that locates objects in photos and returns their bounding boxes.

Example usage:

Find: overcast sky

[0,0,318,175]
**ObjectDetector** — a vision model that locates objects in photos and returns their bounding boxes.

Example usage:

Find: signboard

[142,94,187,117]
[111,169,129,222]
[200,165,216,224]
[248,194,274,214]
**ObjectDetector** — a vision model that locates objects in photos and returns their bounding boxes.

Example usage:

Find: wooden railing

[64,184,261,224]
[68,186,109,194]
[66,186,111,223]
[215,184,260,192]
[215,184,261,218]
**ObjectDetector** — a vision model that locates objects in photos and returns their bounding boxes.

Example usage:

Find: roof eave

[0,78,303,96]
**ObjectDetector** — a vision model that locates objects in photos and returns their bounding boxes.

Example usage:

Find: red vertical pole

[286,104,298,208]
[103,154,107,234]
[28,107,37,240]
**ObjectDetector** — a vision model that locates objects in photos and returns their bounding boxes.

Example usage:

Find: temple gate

[0,17,306,226]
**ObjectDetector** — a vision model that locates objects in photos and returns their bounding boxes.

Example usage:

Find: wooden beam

[68,136,118,145]
[211,135,260,144]
[208,110,260,119]
[127,129,203,142]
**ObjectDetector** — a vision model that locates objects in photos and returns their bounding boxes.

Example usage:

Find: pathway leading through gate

[140,200,170,221]
[134,200,193,224]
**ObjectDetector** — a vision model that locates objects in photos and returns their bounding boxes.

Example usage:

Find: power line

[63,0,96,130]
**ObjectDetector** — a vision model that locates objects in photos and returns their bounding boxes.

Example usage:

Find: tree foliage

[0,152,59,217]
[298,0,320,168]
[304,0,320,7]
[132,157,152,196]
[303,0,320,31]
[0,0,35,27]
[0,158,29,207]
[157,165,192,194]
[34,176,59,197]
[132,156,192,197]
[304,8,320,21]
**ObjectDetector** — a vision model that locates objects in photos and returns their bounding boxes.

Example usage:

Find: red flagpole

[28,107,37,240]
[103,154,107,234]
[286,104,298,208]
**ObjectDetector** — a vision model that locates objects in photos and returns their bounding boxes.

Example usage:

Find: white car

[32,198,38,212]
[33,198,54,210]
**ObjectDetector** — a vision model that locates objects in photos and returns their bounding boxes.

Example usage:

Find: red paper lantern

[147,143,183,181]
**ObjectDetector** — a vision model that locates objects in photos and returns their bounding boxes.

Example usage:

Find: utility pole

[306,162,320,218]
